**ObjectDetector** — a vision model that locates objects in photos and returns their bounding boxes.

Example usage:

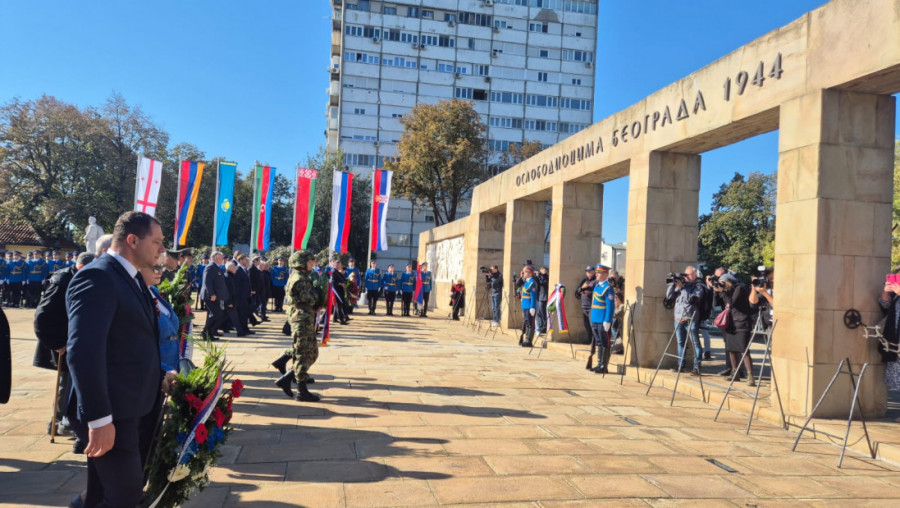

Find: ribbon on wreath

[148,370,224,508]
[546,284,568,334]
[318,282,336,346]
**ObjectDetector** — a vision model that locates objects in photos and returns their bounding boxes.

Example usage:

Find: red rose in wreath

[212,408,225,427]
[195,423,208,444]
[184,393,204,412]
[231,379,244,399]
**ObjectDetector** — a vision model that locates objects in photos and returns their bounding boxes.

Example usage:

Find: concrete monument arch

[419,0,900,418]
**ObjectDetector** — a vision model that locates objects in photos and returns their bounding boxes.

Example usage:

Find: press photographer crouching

[714,272,757,386]
[665,266,705,375]
[482,266,503,326]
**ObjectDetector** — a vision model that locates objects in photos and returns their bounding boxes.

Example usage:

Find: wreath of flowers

[143,339,242,507]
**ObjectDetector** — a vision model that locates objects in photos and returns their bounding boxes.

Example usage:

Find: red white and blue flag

[329,171,353,253]
[251,165,276,251]
[174,161,205,246]
[414,265,424,305]
[134,155,163,216]
[370,169,393,252]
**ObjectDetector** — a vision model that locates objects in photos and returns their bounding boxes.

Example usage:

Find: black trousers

[273,286,285,311]
[203,299,226,339]
[366,289,379,313]
[421,291,430,316]
[401,292,413,315]
[582,309,593,345]
[384,291,396,314]
[84,418,143,508]
[8,282,22,306]
[26,280,42,307]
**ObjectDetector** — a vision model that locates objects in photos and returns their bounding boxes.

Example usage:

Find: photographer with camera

[535,267,549,334]
[714,272,757,386]
[748,266,774,309]
[665,266,705,375]
[575,265,598,344]
[482,266,503,326]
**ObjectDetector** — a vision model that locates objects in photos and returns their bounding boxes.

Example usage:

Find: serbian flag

[174,161,206,246]
[214,162,237,247]
[547,283,569,333]
[134,156,163,216]
[370,169,392,252]
[251,165,277,251]
[414,265,424,305]
[329,171,353,253]
[292,167,318,250]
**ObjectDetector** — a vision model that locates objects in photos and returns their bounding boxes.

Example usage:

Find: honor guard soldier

[0,252,7,304]
[419,262,433,318]
[345,258,360,286]
[381,265,399,315]
[364,261,382,315]
[161,250,179,282]
[50,251,67,274]
[399,264,416,316]
[520,266,537,347]
[65,252,75,268]
[589,264,615,374]
[270,257,289,312]
[25,250,47,307]
[7,252,26,307]
[272,250,325,402]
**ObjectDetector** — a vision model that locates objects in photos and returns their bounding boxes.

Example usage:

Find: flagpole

[212,160,220,251]
[291,165,299,252]
[365,166,375,269]
[133,155,143,213]
[250,163,259,254]
[174,160,182,247]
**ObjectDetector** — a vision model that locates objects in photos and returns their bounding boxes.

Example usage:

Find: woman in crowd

[715,273,756,386]
[450,279,466,320]
[877,279,900,401]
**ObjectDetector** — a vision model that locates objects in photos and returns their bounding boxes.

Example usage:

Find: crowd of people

[1,249,77,308]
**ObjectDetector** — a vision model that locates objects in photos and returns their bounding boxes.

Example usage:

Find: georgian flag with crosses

[134,155,163,216]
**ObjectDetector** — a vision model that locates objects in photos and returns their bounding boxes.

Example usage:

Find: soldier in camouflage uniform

[272,250,325,402]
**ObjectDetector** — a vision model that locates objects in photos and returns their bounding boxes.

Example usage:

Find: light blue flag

[214,162,237,246]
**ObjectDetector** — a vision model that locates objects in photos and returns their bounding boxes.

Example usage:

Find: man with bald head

[665,266,705,375]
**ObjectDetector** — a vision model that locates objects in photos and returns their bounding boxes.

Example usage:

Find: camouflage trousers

[286,313,318,382]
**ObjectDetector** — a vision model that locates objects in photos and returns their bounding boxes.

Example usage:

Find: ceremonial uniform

[7,255,25,307]
[47,254,66,276]
[419,268,432,317]
[520,273,537,347]
[399,269,416,316]
[381,270,399,315]
[274,251,325,402]
[589,265,615,373]
[25,254,47,307]
[270,263,289,312]
[364,267,382,314]
[0,257,7,305]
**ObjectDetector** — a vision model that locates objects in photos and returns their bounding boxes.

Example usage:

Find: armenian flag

[174,161,205,246]
[370,169,393,252]
[250,165,277,251]
[292,167,318,250]
[214,162,237,247]
[329,171,353,253]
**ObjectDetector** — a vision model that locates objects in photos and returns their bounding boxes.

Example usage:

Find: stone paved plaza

[2,306,900,507]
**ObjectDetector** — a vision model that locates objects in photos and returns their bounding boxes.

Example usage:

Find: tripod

[470,286,492,332]
[645,311,705,406]
[713,314,787,433]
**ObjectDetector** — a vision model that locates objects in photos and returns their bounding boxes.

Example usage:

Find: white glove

[603,322,611,332]
[530,308,535,316]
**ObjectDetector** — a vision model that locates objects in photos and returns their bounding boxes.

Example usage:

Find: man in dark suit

[200,251,227,341]
[223,261,249,336]
[66,211,172,507]
[248,255,262,316]
[234,256,254,332]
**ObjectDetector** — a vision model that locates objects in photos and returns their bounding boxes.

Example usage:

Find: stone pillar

[463,211,505,320]
[624,151,701,368]
[502,199,545,329]
[773,89,895,418]
[548,181,604,344]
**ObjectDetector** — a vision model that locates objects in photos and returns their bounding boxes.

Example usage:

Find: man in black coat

[235,256,255,331]
[223,261,249,336]
[200,251,228,341]
[66,211,173,507]
[248,256,264,318]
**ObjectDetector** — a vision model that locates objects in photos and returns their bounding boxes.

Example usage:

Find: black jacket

[721,284,754,333]
[248,265,262,295]
[33,265,77,370]
[575,276,597,309]
[0,306,10,404]
[200,262,227,302]
[223,271,238,306]
[879,295,900,363]
[485,272,503,295]
[536,272,549,302]
[235,267,252,308]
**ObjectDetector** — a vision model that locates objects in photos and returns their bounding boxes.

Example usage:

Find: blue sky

[1,0,896,244]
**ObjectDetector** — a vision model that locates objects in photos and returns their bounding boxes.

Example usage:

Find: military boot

[275,371,295,398]
[271,354,290,375]
[295,380,320,402]
[593,348,609,374]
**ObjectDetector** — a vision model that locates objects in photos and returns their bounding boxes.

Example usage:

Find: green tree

[698,172,776,276]
[499,139,543,169]
[385,99,488,226]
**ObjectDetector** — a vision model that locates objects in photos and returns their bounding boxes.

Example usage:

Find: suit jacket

[248,265,262,294]
[200,262,226,302]
[224,271,238,306]
[235,267,252,309]
[33,266,77,370]
[66,254,160,423]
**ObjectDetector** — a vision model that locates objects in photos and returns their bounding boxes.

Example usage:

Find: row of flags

[132,155,394,254]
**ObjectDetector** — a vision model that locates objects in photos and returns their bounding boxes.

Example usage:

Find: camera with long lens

[708,275,725,289]
[480,265,489,274]
[666,272,686,285]
[751,265,770,288]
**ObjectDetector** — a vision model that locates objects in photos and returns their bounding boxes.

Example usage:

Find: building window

[455,65,468,74]
[562,49,592,62]
[457,12,492,27]
[474,64,489,76]
[421,10,434,19]
[571,78,582,85]
[560,97,591,110]
[472,89,487,101]
[525,94,558,107]
[400,32,418,44]
[529,22,548,33]
[494,19,508,29]
[345,25,364,37]
[525,119,557,132]
[491,91,523,104]
[467,38,475,49]
[383,5,397,15]
[455,87,473,99]
[387,233,413,247]
[438,62,454,72]
[488,139,513,152]
[539,49,549,58]
[345,153,376,167]
[444,13,456,22]
[347,1,371,12]
[353,108,366,115]
[407,7,419,17]
[537,71,548,82]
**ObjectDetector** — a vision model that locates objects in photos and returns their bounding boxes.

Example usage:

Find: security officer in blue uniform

[399,264,416,317]
[270,256,289,312]
[0,252,7,304]
[7,252,25,307]
[363,260,382,315]
[48,251,66,275]
[589,264,615,374]
[195,253,209,310]
[381,264,399,315]
[419,262,433,318]
[25,250,47,307]
[65,252,75,268]
[520,266,537,347]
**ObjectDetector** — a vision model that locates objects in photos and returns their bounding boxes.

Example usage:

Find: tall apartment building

[327,0,598,268]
